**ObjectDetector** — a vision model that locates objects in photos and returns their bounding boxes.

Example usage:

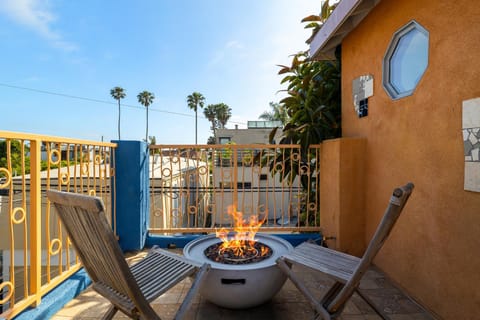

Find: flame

[215,205,266,257]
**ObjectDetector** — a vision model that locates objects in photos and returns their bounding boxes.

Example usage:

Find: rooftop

[309,0,381,59]
[247,120,283,129]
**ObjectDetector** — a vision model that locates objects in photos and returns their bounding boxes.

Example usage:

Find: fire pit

[183,233,293,309]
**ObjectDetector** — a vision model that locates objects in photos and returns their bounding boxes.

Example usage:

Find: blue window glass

[383,21,429,99]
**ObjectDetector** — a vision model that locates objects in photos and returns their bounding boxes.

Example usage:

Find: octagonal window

[383,20,429,99]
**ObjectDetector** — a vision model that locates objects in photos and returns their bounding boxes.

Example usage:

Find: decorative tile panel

[463,97,480,192]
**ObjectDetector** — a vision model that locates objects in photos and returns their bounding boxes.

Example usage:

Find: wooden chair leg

[101,305,118,320]
[174,264,211,320]
[277,258,332,320]
[320,282,344,308]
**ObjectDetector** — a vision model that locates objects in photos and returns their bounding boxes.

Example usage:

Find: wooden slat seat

[277,183,414,320]
[47,190,210,320]
[130,248,201,302]
[282,242,360,283]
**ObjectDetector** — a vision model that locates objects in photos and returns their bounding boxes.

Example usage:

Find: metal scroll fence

[148,143,322,234]
[0,131,116,319]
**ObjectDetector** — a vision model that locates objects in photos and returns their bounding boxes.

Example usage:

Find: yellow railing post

[0,131,117,318]
[29,139,42,306]
[232,145,238,210]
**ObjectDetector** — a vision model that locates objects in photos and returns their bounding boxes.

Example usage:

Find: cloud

[0,0,77,51]
[207,1,321,123]
[225,40,244,49]
[208,40,245,67]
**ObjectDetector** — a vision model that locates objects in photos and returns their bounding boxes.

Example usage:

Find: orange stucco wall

[320,137,366,257]
[339,0,480,318]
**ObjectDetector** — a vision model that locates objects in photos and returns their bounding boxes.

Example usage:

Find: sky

[0,0,323,144]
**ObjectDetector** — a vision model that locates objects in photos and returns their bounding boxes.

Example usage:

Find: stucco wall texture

[320,138,366,257]
[340,0,480,318]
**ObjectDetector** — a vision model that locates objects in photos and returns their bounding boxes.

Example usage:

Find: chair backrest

[327,182,414,313]
[46,190,149,313]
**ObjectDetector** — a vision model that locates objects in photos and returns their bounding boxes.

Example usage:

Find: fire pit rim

[183,233,293,270]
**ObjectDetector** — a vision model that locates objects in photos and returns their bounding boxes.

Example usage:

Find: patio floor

[51,248,436,320]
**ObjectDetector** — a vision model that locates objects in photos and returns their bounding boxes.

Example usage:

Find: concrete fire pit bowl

[183,233,293,309]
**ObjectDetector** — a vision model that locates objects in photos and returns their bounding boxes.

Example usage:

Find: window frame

[383,20,429,100]
[218,137,231,145]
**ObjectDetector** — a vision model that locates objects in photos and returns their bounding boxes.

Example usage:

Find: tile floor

[51,249,437,320]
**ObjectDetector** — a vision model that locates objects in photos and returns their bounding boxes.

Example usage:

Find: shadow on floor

[52,250,437,320]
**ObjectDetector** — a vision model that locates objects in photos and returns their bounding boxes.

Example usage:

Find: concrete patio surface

[51,249,437,320]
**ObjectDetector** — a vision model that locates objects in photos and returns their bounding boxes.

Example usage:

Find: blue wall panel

[113,140,149,251]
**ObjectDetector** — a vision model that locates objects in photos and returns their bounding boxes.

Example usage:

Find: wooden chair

[276,182,414,320]
[47,190,210,320]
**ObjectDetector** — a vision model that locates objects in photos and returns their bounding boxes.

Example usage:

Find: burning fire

[215,205,268,258]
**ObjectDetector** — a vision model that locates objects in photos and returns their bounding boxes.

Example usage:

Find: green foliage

[0,140,29,176]
[187,92,206,113]
[42,160,71,171]
[277,51,341,148]
[302,0,338,44]
[214,103,232,129]
[0,140,54,175]
[137,91,155,107]
[203,103,232,143]
[149,136,163,154]
[221,141,236,160]
[259,102,289,126]
[0,140,67,177]
[203,104,217,132]
[149,136,157,145]
[206,136,216,145]
[275,0,341,150]
[265,1,341,226]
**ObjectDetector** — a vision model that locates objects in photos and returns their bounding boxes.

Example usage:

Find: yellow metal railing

[0,131,116,319]
[0,134,320,317]
[148,144,321,234]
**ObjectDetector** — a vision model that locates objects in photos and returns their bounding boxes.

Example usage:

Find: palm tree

[110,87,126,140]
[203,103,232,143]
[149,136,156,145]
[137,91,155,143]
[203,104,217,134]
[259,102,289,126]
[187,92,206,144]
[215,103,232,129]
